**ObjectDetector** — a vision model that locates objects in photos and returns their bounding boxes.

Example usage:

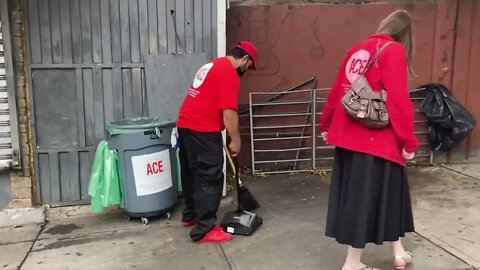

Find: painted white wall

[217,0,228,196]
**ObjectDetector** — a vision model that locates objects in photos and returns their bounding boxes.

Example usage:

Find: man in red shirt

[177,41,257,243]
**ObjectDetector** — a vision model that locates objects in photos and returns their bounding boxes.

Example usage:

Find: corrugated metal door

[0,0,20,170]
[25,0,218,205]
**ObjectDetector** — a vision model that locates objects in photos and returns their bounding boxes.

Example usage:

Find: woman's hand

[402,148,415,160]
[321,131,328,142]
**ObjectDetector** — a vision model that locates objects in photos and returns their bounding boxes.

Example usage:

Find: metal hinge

[9,149,21,169]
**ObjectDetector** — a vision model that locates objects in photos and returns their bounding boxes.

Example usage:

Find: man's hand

[223,108,241,156]
[402,148,415,160]
[229,139,241,157]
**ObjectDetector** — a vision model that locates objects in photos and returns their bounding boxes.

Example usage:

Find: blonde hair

[377,10,414,75]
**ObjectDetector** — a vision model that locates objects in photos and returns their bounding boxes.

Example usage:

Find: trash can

[107,117,177,225]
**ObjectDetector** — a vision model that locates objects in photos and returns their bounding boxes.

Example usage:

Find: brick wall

[7,0,33,208]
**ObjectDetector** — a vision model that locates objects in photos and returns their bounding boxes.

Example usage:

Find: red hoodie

[319,34,418,166]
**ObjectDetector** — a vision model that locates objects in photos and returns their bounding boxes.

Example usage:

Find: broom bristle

[238,186,260,211]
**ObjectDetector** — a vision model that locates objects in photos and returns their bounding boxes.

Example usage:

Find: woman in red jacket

[319,10,419,270]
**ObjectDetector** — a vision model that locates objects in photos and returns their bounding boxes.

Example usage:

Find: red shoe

[181,219,197,227]
[197,226,232,243]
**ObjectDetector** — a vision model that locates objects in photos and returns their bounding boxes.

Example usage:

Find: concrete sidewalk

[410,164,480,268]
[0,165,478,270]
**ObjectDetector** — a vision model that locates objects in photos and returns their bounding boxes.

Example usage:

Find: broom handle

[223,144,236,173]
[224,144,243,211]
[223,144,243,186]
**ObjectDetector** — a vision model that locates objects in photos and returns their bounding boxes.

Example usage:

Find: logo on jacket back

[345,49,371,84]
[188,63,214,98]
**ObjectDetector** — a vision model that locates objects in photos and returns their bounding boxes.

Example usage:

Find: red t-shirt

[319,34,419,166]
[177,57,240,132]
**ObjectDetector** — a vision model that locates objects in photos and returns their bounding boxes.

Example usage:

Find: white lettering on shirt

[345,49,371,84]
[192,62,214,89]
[187,62,214,99]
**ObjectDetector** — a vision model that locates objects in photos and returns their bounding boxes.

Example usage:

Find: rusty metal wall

[227,0,480,167]
[448,0,480,163]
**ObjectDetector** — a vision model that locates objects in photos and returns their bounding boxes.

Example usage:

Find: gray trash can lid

[107,117,175,135]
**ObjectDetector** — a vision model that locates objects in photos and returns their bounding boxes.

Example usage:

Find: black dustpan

[220,156,263,236]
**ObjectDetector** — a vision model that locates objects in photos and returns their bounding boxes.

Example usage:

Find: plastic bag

[410,83,476,152]
[88,140,123,213]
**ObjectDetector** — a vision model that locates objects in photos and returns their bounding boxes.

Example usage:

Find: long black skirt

[325,147,414,249]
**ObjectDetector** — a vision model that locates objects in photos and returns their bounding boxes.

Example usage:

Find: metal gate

[249,86,433,175]
[25,0,218,205]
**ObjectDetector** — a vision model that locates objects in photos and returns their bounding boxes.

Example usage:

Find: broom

[223,144,260,211]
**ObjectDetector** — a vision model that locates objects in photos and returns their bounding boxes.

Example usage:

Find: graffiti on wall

[248,20,280,76]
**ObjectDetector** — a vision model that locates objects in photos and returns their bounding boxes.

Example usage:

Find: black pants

[178,128,224,241]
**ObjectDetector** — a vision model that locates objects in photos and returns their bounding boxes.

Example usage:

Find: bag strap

[362,41,393,74]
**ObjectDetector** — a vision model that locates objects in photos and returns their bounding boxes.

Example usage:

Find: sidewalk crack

[219,243,234,270]
[441,165,480,181]
[18,222,46,269]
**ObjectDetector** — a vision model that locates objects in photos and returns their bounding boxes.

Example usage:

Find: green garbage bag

[88,140,123,213]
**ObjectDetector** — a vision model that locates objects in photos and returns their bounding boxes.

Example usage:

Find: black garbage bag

[410,83,476,152]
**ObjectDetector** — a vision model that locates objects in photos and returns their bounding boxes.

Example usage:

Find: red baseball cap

[235,41,257,70]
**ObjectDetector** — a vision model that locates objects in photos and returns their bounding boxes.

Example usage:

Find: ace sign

[131,149,173,196]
